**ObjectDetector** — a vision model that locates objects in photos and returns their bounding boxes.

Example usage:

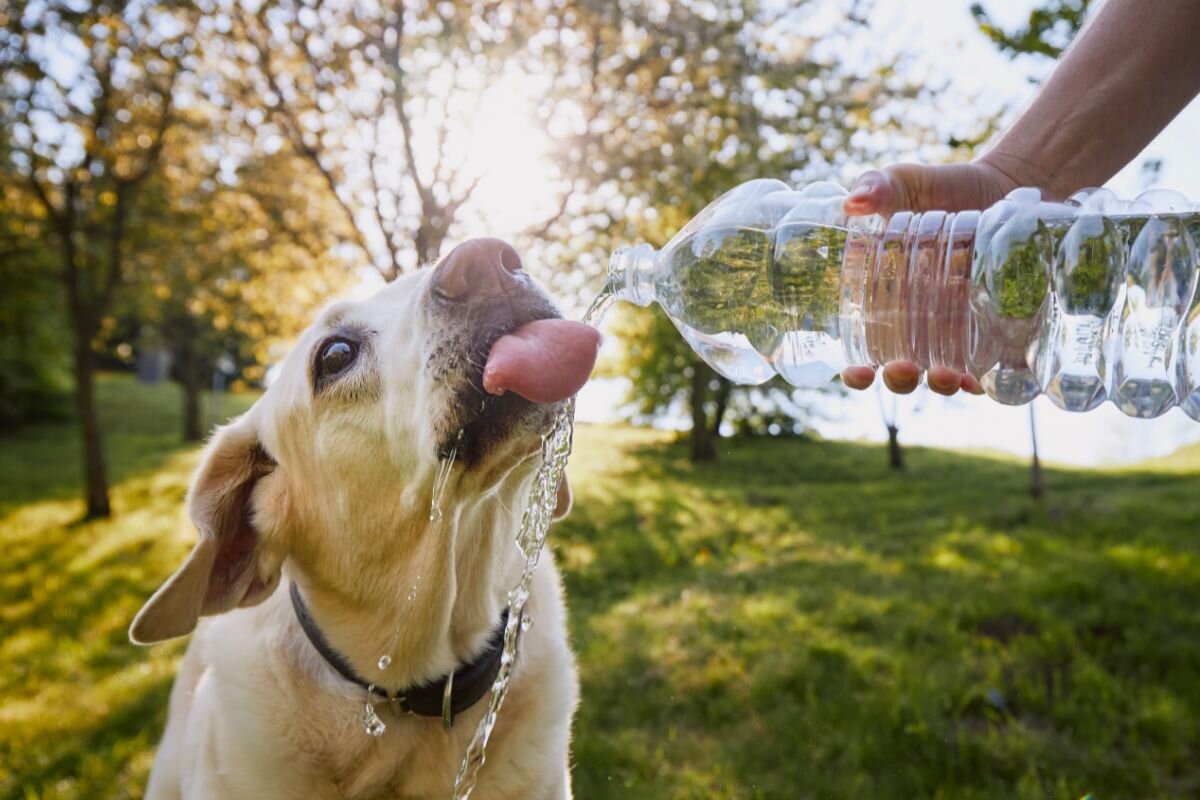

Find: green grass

[2,374,1199,798]
[0,375,256,799]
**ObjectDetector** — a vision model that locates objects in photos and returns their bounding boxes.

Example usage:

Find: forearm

[983,0,1200,198]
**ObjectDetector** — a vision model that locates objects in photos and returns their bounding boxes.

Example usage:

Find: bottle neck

[607,243,658,307]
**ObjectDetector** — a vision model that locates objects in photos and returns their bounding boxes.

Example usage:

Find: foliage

[219,0,561,278]
[971,0,1095,60]
[1,0,199,516]
[114,107,348,438]
[601,306,827,438]
[3,374,1200,798]
[1058,219,1123,315]
[989,222,1052,320]
[0,178,71,424]
[0,1,346,450]
[0,0,193,318]
[529,0,951,452]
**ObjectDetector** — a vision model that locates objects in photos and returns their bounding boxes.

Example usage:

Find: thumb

[843,169,895,216]
[844,162,1011,217]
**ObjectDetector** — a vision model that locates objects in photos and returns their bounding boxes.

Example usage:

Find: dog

[131,238,599,799]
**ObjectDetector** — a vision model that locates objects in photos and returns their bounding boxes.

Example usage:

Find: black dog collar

[289,581,508,727]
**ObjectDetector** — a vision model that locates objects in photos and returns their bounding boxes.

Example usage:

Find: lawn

[2,374,1198,799]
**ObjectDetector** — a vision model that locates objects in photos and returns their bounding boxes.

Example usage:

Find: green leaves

[971,0,1095,60]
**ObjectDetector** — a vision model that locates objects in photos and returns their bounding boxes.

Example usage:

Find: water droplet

[429,448,457,523]
[362,688,387,737]
[363,711,387,737]
[520,615,533,632]
[377,655,391,671]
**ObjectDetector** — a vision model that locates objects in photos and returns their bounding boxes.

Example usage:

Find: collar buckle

[289,581,507,732]
[441,671,455,730]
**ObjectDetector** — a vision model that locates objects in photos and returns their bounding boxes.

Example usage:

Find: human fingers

[841,365,877,391]
[843,162,1018,218]
[881,361,922,394]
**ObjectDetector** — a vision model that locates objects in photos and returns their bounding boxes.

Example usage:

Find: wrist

[975,150,1068,201]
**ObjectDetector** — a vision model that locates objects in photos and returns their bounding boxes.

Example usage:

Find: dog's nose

[432,238,523,301]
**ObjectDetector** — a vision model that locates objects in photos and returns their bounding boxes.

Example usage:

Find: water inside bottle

[658,225,777,385]
[652,214,982,389]
[658,223,849,387]
[1108,214,1197,417]
[613,181,1200,418]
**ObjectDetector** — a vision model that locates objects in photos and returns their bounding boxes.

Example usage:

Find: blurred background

[2,0,1198,798]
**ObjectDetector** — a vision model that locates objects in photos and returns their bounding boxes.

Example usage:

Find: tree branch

[119,70,176,187]
[96,180,129,315]
[24,170,61,225]
[520,180,578,239]
[366,116,403,280]
[444,172,483,218]
[241,9,373,264]
[380,1,433,210]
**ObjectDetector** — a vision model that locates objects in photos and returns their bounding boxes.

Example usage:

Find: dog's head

[130,238,596,644]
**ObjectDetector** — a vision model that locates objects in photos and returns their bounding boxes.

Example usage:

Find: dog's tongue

[483,320,600,404]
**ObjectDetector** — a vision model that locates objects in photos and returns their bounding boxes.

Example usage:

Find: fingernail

[847,172,882,200]
[961,375,984,395]
[841,366,876,390]
[926,369,955,392]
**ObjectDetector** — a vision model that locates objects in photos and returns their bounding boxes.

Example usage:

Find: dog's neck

[285,485,526,693]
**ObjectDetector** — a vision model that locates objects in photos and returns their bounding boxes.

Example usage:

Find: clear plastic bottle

[606,179,1200,420]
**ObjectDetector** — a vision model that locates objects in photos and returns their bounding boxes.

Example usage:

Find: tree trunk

[886,424,904,470]
[72,340,111,519]
[179,337,204,442]
[689,362,716,462]
[709,378,732,439]
[58,194,112,520]
[1029,406,1044,500]
[413,222,448,272]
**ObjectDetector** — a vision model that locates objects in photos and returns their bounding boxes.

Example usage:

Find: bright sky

[575,0,1200,465]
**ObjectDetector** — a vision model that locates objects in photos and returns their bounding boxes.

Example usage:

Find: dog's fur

[132,243,579,799]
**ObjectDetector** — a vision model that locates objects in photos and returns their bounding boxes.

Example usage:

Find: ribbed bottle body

[606,181,1200,420]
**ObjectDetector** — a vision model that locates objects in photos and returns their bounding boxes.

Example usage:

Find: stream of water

[451,288,614,799]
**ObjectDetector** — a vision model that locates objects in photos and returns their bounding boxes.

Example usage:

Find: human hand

[839,160,1023,396]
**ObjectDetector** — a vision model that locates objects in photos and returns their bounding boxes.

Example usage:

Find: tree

[224,0,561,281]
[533,0,933,460]
[119,110,347,441]
[878,385,905,470]
[1,2,195,517]
[1028,405,1044,499]
[971,1,1094,61]
[0,167,71,425]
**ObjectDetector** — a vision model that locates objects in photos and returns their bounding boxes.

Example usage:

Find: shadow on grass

[1,404,1197,799]
[0,374,253,798]
[4,673,175,800]
[557,427,1200,799]
[0,372,256,516]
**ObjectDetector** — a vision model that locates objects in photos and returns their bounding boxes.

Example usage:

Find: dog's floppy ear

[553,475,572,520]
[130,414,283,645]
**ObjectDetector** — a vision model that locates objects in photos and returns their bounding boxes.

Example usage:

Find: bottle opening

[608,244,657,307]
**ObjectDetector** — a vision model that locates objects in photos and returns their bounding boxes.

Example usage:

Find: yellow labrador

[131,239,599,799]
